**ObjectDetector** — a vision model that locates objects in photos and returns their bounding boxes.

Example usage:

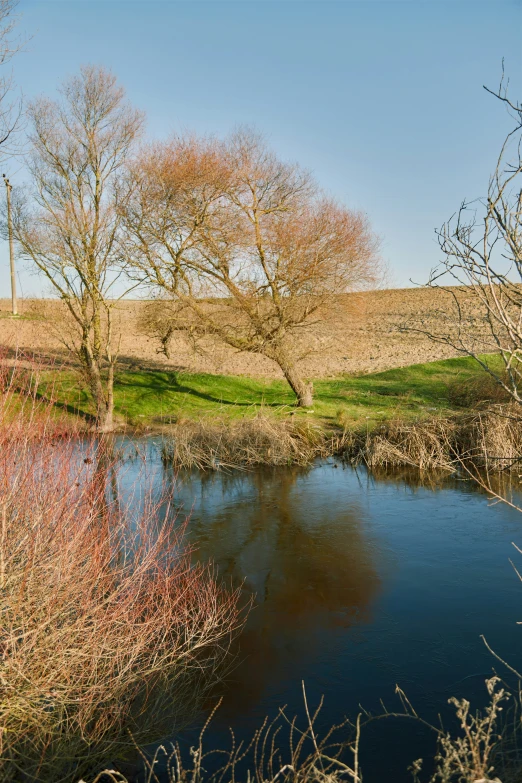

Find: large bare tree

[412,74,522,404]
[123,130,379,406]
[12,65,144,431]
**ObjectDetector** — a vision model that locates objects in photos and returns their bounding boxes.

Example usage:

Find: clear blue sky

[2,0,522,297]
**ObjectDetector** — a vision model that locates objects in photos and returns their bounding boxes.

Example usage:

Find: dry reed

[160,400,522,475]
[161,414,329,471]
[342,406,522,474]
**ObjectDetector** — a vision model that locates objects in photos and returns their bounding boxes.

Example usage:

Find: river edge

[123,404,522,475]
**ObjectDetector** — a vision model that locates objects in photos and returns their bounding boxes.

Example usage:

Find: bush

[0,362,244,781]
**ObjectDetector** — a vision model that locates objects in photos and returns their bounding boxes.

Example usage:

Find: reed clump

[161,405,522,474]
[342,416,459,471]
[161,414,329,470]
[342,405,522,473]
[0,363,244,782]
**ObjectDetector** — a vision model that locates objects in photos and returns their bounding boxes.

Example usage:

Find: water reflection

[162,464,383,718]
[359,462,522,501]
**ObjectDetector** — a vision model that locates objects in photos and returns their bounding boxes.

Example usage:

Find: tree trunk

[98,362,115,433]
[96,398,114,433]
[80,338,115,433]
[274,353,313,407]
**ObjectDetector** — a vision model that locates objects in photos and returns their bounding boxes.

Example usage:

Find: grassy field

[38,353,504,430]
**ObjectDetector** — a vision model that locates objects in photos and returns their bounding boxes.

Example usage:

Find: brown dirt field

[0,287,490,378]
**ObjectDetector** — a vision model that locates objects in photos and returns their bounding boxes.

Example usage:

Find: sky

[1,0,521,297]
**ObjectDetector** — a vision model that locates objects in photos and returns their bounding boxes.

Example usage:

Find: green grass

[0,306,45,321]
[36,353,505,430]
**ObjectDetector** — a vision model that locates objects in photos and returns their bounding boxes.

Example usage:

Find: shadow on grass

[12,383,97,425]
[115,371,290,409]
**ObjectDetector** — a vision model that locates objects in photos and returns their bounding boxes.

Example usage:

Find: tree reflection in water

[162,463,383,720]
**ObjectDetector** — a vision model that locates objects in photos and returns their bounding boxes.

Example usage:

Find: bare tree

[413,72,522,404]
[0,0,24,160]
[11,65,144,431]
[123,130,380,407]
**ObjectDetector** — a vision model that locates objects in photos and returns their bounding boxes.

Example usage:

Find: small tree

[124,130,379,407]
[414,73,522,404]
[12,65,143,431]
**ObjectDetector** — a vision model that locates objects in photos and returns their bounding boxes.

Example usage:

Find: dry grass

[84,685,364,783]
[342,417,459,471]
[161,414,333,471]
[0,362,245,782]
[84,677,516,783]
[410,677,507,783]
[159,403,522,474]
[342,405,522,474]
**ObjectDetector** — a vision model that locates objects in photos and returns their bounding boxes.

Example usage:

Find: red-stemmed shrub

[0,359,244,781]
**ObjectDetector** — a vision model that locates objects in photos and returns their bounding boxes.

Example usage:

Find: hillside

[0,287,488,379]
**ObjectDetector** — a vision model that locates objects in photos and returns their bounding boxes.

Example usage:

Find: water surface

[117,442,522,781]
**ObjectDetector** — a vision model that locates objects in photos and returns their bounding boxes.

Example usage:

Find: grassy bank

[38,353,505,429]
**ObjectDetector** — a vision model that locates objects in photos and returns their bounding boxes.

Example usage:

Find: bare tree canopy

[123,129,380,406]
[0,0,23,159]
[412,71,522,404]
[11,65,144,431]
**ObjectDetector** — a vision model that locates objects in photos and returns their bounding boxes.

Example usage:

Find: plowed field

[0,287,489,378]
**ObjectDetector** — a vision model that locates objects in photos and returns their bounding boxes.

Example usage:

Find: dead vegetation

[342,406,522,474]
[84,675,517,783]
[159,396,522,474]
[161,413,334,471]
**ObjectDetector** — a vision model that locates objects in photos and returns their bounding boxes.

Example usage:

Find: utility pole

[3,174,17,316]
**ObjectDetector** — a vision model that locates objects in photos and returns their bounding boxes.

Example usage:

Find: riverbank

[26,352,520,472]
[4,362,522,783]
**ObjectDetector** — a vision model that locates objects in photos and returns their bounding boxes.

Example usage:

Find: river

[115,438,522,781]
